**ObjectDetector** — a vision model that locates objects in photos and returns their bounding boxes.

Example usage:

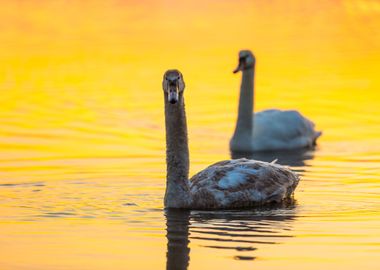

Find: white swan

[162,69,299,209]
[230,50,322,153]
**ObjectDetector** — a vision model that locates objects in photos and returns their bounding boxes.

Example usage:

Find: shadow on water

[231,148,316,168]
[165,202,297,269]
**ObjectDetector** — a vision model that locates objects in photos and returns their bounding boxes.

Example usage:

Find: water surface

[0,1,379,269]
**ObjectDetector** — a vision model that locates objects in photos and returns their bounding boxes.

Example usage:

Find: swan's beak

[168,86,179,104]
[233,59,244,73]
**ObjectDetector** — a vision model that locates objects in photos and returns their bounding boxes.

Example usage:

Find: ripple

[233,255,255,261]
[202,245,257,251]
[0,182,45,187]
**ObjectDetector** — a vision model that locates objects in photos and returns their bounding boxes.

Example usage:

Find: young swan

[163,69,299,209]
[230,50,322,152]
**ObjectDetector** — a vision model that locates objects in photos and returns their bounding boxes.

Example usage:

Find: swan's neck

[164,93,192,208]
[231,67,255,152]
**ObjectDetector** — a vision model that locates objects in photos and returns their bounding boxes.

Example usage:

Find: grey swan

[162,69,299,209]
[230,50,322,153]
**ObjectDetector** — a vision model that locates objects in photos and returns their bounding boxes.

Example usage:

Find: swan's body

[252,109,321,151]
[230,50,321,153]
[162,69,299,209]
[189,158,298,209]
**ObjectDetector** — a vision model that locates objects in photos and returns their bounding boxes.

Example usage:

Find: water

[0,1,380,269]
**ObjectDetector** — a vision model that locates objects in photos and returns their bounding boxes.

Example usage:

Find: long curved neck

[231,67,255,151]
[164,93,191,208]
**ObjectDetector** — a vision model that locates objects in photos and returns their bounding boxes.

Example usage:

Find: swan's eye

[177,76,181,80]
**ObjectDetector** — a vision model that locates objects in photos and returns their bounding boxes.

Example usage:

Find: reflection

[165,209,191,270]
[165,202,297,268]
[231,148,315,167]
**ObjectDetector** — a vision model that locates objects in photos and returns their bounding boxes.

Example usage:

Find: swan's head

[233,50,255,73]
[162,69,185,104]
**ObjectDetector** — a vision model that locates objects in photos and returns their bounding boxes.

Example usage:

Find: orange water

[0,1,380,269]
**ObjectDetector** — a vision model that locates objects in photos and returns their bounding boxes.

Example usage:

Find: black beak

[169,97,177,104]
[168,85,179,104]
[233,57,245,73]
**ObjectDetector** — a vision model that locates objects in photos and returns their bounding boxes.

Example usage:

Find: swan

[230,50,322,153]
[162,69,299,209]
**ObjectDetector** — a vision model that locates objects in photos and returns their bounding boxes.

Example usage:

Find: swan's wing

[252,109,322,151]
[189,158,299,209]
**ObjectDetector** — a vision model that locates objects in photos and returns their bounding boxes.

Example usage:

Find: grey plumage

[162,69,300,209]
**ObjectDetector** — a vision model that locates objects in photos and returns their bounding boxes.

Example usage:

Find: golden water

[0,1,380,269]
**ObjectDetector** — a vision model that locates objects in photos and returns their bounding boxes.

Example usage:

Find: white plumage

[230,50,322,152]
[252,109,322,151]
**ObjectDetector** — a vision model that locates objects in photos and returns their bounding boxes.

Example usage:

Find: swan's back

[252,109,321,151]
[189,158,299,209]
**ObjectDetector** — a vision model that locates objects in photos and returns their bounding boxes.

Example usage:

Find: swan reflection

[165,209,191,270]
[165,203,296,269]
